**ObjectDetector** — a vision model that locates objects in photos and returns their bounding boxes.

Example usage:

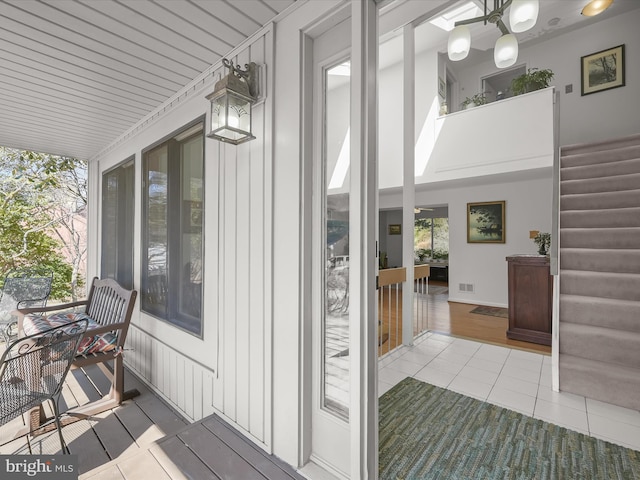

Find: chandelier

[448,0,539,69]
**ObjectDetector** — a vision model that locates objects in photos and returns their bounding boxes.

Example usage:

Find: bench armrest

[17,301,88,333]
[18,301,88,315]
[81,321,128,338]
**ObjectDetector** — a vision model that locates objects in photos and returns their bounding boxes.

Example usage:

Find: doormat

[469,305,508,318]
[379,377,640,479]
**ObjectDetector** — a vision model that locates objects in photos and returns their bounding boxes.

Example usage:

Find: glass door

[310,17,352,475]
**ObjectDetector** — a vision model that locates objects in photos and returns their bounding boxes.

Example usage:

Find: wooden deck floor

[1,284,548,479]
[0,362,304,480]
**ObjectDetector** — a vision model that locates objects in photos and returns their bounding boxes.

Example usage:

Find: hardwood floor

[379,281,551,355]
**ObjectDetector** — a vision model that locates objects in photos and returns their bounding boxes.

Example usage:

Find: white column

[402,24,415,347]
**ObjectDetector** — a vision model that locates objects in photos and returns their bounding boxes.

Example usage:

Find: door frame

[299,1,379,478]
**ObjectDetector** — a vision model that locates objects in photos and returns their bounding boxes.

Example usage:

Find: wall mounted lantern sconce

[206,58,258,145]
[448,0,539,69]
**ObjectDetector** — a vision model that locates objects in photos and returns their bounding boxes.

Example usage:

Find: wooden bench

[18,277,138,430]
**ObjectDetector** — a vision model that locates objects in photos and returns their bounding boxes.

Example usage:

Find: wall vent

[458,283,475,293]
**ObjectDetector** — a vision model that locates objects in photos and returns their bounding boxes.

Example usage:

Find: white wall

[379,210,403,268]
[91,0,350,469]
[90,29,275,451]
[380,169,553,307]
[377,44,555,190]
[452,7,640,146]
[417,88,554,184]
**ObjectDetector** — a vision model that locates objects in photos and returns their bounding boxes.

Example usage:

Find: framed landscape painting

[388,224,401,235]
[581,44,625,96]
[467,201,505,244]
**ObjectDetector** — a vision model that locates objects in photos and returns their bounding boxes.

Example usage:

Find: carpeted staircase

[559,132,640,411]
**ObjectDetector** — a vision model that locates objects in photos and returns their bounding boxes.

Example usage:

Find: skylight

[328,62,351,76]
[429,1,482,32]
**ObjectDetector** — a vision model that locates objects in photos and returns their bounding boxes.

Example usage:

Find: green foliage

[414,217,449,262]
[461,93,487,108]
[511,68,554,96]
[533,232,551,255]
[0,147,87,300]
[416,248,430,261]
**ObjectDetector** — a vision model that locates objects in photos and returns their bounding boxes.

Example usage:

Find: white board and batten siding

[94,28,275,451]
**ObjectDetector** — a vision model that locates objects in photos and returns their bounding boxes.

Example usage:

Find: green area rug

[469,305,508,318]
[379,377,640,479]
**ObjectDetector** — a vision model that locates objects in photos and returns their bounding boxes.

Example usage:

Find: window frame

[141,116,206,337]
[101,156,135,290]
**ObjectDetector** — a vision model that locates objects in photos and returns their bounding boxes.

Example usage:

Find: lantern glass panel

[210,94,228,132]
[209,90,253,143]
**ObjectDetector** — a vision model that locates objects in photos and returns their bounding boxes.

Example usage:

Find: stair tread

[560,249,640,274]
[560,270,640,302]
[559,247,640,255]
[560,226,640,231]
[560,293,640,330]
[560,322,640,369]
[561,157,640,181]
[561,320,640,338]
[559,354,640,411]
[561,188,640,198]
[561,172,640,194]
[561,292,640,304]
[560,189,640,210]
[561,269,640,278]
[560,354,640,377]
[561,133,640,157]
[560,207,640,228]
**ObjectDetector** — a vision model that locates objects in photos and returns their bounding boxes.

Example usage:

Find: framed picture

[581,44,625,96]
[467,201,505,243]
[183,200,203,233]
[438,77,446,99]
[388,224,401,235]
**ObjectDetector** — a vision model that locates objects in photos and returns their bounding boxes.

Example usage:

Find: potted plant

[511,68,554,95]
[533,232,551,255]
[415,248,430,263]
[461,93,487,109]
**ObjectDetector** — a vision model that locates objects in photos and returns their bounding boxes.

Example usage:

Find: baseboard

[447,297,508,309]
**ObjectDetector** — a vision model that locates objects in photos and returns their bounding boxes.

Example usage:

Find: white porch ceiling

[1,0,638,161]
[0,0,295,160]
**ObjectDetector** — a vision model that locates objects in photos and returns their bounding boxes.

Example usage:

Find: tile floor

[378,332,640,452]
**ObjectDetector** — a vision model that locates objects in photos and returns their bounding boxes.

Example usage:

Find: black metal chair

[0,318,88,453]
[0,269,53,344]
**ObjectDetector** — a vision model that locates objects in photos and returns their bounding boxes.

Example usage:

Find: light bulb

[494,34,518,68]
[448,25,470,61]
[228,114,240,128]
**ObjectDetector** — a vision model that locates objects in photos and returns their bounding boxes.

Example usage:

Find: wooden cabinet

[429,265,448,282]
[506,255,552,346]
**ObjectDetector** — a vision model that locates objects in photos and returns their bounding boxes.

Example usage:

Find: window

[142,119,204,336]
[101,158,135,290]
[415,216,449,261]
[482,65,526,102]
